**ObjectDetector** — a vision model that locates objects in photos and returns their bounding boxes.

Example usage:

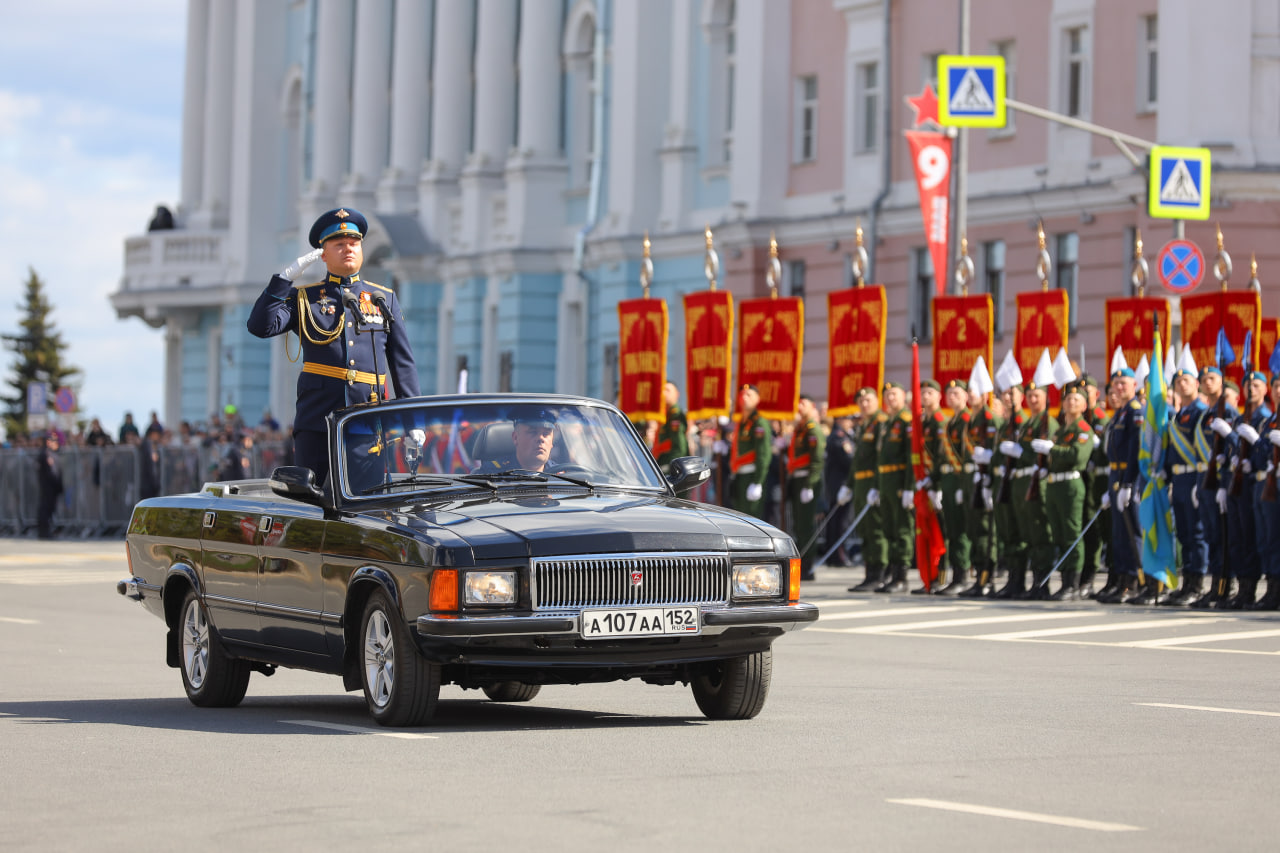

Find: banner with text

[1181,290,1261,386]
[617,297,669,422]
[737,297,805,421]
[931,294,993,390]
[683,290,735,420]
[906,130,952,294]
[1105,297,1170,372]
[827,286,887,417]
[1015,290,1070,404]
[1259,317,1280,367]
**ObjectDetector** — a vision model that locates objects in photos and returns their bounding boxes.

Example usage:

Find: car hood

[386,491,785,560]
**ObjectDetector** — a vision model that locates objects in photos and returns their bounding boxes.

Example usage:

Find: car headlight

[464,570,517,605]
[732,563,781,599]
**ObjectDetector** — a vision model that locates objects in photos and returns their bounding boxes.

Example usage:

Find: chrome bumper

[416,602,820,639]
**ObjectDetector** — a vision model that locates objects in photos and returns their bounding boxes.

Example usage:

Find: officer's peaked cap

[309,208,369,248]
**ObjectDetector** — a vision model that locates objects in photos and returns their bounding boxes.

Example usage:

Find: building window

[785,259,806,301]
[1056,232,1079,333]
[703,0,736,169]
[983,240,1006,338]
[989,40,1016,138]
[794,76,818,163]
[912,247,934,341]
[1064,26,1089,119]
[1138,14,1158,113]
[564,9,596,187]
[921,51,942,89]
[855,62,879,154]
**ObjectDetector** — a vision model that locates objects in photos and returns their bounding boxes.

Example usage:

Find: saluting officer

[788,394,826,581]
[1162,359,1209,606]
[1097,368,1144,604]
[730,384,772,518]
[1040,382,1094,600]
[934,379,973,595]
[875,381,915,593]
[1192,366,1239,609]
[653,381,689,469]
[841,387,890,592]
[991,383,1028,598]
[247,208,420,486]
[960,386,1002,597]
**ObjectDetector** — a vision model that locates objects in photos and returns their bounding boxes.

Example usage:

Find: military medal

[316,294,337,315]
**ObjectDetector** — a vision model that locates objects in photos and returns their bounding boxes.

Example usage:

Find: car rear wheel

[690,649,772,720]
[482,681,542,702]
[361,590,440,727]
[179,590,250,707]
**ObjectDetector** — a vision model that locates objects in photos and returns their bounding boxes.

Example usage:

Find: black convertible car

[119,394,818,726]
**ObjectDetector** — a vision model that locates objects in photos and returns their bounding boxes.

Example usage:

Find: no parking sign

[1156,239,1205,294]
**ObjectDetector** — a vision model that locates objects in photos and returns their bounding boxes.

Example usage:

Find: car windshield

[336,398,667,500]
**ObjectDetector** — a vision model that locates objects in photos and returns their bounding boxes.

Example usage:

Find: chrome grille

[532,553,731,610]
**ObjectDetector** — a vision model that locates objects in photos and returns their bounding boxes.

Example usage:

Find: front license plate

[580,606,701,639]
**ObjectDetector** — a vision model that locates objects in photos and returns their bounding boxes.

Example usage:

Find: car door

[255,502,331,657]
[199,497,266,643]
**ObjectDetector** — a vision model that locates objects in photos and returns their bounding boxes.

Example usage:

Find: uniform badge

[316,294,337,315]
[357,291,383,323]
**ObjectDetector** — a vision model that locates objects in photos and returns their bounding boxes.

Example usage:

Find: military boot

[848,565,885,593]
[1248,577,1280,610]
[1117,575,1146,604]
[1049,570,1079,601]
[959,569,993,597]
[1171,572,1205,607]
[1077,565,1098,600]
[875,564,908,593]
[934,566,969,596]
[994,565,1026,599]
[1127,578,1168,606]
[1097,575,1134,604]
[1222,577,1258,610]
[1095,570,1121,602]
[1192,575,1227,609]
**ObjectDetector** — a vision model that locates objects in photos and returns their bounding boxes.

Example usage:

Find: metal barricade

[98,446,140,535]
[0,449,31,535]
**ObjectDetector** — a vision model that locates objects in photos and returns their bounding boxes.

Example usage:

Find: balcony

[118,229,228,292]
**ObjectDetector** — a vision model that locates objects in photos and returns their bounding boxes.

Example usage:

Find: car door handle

[258,516,273,533]
[203,511,216,529]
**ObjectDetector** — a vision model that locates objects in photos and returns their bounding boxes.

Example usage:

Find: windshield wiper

[359,474,493,495]
[462,469,595,489]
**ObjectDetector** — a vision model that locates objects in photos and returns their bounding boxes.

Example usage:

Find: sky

[0,2,186,439]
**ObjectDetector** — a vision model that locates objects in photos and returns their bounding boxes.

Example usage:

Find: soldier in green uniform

[1040,383,1095,599]
[934,379,973,594]
[912,379,949,594]
[875,381,916,593]
[652,381,689,469]
[1007,378,1058,598]
[788,394,826,580]
[991,382,1028,598]
[1076,375,1110,598]
[841,387,890,592]
[960,386,1002,597]
[730,384,772,518]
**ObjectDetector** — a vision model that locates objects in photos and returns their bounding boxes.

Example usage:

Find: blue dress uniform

[1163,394,1208,605]
[1099,376,1143,603]
[247,208,420,486]
[1192,373,1239,608]
[1223,375,1271,608]
[1250,402,1280,610]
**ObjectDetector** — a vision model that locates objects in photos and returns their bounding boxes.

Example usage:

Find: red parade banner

[1104,297,1170,371]
[827,286,886,417]
[683,290,735,420]
[910,338,944,590]
[906,130,952,294]
[617,297,668,422]
[1259,317,1280,368]
[1015,290,1070,404]
[1181,290,1262,386]
[931,294,993,390]
[737,297,805,421]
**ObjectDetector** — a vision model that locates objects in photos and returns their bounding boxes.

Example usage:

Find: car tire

[178,590,250,708]
[482,681,541,702]
[690,648,772,720]
[360,589,440,727]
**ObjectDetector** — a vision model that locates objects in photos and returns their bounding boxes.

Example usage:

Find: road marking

[835,611,1093,634]
[817,605,975,622]
[1136,702,1280,718]
[887,798,1142,832]
[806,599,871,610]
[0,569,124,586]
[975,616,1227,640]
[1121,628,1280,648]
[281,719,438,739]
[0,616,39,625]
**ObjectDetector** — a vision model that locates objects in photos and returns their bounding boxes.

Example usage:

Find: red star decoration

[907,85,939,128]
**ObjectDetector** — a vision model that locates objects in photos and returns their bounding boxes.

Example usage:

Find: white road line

[887,798,1142,832]
[1121,628,1280,648]
[835,611,1094,634]
[817,605,975,622]
[0,616,39,625]
[806,599,871,610]
[975,616,1228,640]
[1135,702,1280,718]
[281,719,438,739]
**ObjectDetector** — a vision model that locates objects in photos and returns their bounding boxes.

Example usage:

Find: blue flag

[1140,321,1177,588]
[1242,330,1254,372]
[1216,327,1235,370]
[1269,340,1280,376]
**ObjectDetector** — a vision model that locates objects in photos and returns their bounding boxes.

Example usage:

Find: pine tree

[2,268,80,437]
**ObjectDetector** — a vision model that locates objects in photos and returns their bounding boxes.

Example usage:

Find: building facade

[112,0,1280,431]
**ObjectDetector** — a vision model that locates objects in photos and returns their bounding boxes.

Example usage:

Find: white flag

[994,350,1022,393]
[968,355,994,397]
[1051,347,1076,389]
[1031,349,1056,390]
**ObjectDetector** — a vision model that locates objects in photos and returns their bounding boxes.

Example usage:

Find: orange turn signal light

[429,569,459,612]
[789,558,802,601]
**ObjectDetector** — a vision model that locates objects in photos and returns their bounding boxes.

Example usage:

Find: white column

[516,0,561,158]
[420,1,474,242]
[472,0,518,166]
[307,0,355,212]
[342,0,393,209]
[607,1,667,235]
[164,325,184,432]
[658,0,695,233]
[179,0,210,219]
[380,0,435,211]
[194,0,235,229]
[727,0,789,219]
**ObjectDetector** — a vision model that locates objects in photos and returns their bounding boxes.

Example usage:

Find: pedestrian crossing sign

[936,55,1006,128]
[1148,145,1211,220]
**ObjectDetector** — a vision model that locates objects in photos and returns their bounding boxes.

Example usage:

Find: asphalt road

[3,541,1280,852]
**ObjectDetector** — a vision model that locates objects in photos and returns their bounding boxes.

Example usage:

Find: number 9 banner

[906,130,953,296]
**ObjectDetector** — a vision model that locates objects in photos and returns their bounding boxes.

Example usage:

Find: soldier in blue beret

[247,207,421,487]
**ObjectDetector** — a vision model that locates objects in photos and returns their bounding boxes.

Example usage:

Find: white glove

[915,477,931,491]
[1243,459,1253,474]
[1215,454,1227,466]
[955,489,964,506]
[1191,488,1199,509]
[712,440,729,455]
[981,487,993,510]
[901,490,915,509]
[1210,418,1233,438]
[409,428,426,447]
[929,490,943,511]
[972,447,993,465]
[281,248,323,281]
[1092,433,1101,445]
[799,487,814,505]
[1101,492,1111,510]
[1030,438,1054,455]
[1237,424,1260,444]
[1215,488,1228,513]
[867,488,880,506]
[1270,429,1280,447]
[998,440,1022,459]
[837,484,853,505]
[746,483,763,502]
[1116,485,1131,511]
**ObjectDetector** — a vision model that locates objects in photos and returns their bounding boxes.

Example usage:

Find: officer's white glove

[998,440,1022,459]
[746,483,763,502]
[901,490,915,510]
[281,248,323,281]
[972,447,993,465]
[799,487,814,505]
[1215,454,1227,467]
[837,484,853,505]
[1270,429,1280,447]
[712,439,729,455]
[1210,418,1233,438]
[1215,487,1228,513]
[409,429,426,447]
[955,489,965,506]
[1092,433,1101,445]
[1243,459,1253,474]
[867,488,880,506]
[1030,438,1055,455]
[915,476,931,491]
[981,487,993,510]
[1191,488,1199,509]
[929,490,943,511]
[1237,424,1260,444]
[1116,485,1131,511]
[1101,491,1111,510]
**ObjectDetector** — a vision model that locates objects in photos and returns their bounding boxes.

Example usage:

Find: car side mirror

[667,456,711,495]
[270,466,327,507]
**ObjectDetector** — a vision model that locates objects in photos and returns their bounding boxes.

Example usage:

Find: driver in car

[489,408,558,472]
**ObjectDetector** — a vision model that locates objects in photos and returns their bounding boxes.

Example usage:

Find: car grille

[531,553,732,610]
